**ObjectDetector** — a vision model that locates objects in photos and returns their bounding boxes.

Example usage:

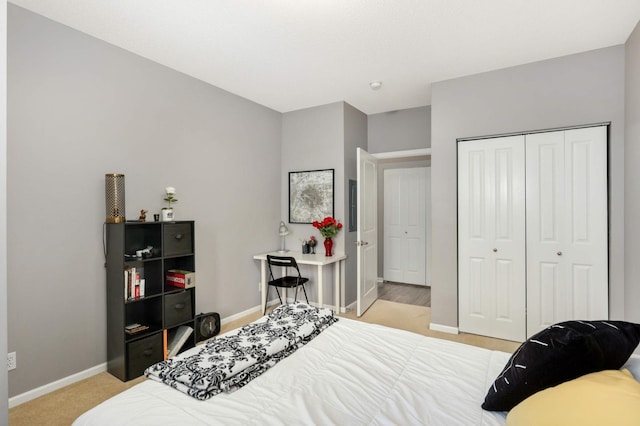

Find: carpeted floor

[9,299,520,425]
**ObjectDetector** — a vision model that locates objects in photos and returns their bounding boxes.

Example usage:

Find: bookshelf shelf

[106,220,196,381]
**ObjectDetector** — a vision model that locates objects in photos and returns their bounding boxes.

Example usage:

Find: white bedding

[75,318,513,425]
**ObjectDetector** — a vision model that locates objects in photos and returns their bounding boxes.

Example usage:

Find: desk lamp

[278,221,290,252]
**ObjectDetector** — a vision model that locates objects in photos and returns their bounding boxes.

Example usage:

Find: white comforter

[74,318,513,425]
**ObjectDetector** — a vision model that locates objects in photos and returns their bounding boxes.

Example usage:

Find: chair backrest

[267,255,302,280]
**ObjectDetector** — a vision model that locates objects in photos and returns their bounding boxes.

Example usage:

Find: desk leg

[317,265,324,308]
[260,260,267,314]
[334,261,340,313]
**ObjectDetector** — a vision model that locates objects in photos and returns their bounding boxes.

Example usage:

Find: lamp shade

[105,173,125,223]
[279,221,289,236]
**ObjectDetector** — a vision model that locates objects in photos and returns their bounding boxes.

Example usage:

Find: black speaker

[195,312,221,343]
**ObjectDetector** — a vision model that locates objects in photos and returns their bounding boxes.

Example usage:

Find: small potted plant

[162,186,178,221]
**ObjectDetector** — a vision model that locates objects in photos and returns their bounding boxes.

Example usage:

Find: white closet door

[458,136,526,342]
[384,168,427,285]
[526,126,608,337]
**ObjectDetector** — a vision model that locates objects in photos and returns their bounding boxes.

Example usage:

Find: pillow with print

[482,320,640,412]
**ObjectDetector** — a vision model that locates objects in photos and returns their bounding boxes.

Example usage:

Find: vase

[324,237,333,257]
[161,208,174,222]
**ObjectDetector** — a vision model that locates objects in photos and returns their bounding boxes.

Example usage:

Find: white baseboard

[429,322,459,334]
[282,297,341,313]
[9,362,107,408]
[220,302,271,324]
[345,300,356,312]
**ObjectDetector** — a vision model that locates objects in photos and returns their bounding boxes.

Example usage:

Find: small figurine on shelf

[308,236,317,254]
[139,209,148,222]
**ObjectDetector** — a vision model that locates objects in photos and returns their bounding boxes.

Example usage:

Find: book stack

[125,323,149,335]
[124,266,145,300]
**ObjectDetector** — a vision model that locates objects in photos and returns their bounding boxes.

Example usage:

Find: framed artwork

[289,169,334,224]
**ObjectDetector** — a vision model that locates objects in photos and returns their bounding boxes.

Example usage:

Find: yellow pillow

[507,369,640,426]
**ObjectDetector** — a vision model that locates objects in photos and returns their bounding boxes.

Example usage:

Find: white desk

[253,251,347,314]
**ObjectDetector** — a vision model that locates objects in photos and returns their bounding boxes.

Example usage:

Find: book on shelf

[125,323,149,334]
[124,267,145,301]
[167,325,193,358]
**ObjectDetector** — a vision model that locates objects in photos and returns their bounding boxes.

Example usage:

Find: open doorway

[373,149,431,308]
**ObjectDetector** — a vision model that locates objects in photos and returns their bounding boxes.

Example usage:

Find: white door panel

[526,131,564,334]
[357,148,378,316]
[526,126,608,338]
[383,168,427,286]
[458,136,526,342]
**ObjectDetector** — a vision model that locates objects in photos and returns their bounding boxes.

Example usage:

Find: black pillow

[482,320,640,412]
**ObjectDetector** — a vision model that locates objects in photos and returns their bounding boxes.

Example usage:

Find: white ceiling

[9,1,640,114]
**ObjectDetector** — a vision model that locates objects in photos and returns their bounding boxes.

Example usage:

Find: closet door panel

[404,168,427,284]
[459,143,493,337]
[383,168,426,285]
[492,141,526,341]
[383,172,403,282]
[527,127,608,338]
[526,131,565,336]
[458,136,526,342]
[564,126,608,320]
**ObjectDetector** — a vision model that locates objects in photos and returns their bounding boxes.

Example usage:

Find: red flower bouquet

[312,216,343,238]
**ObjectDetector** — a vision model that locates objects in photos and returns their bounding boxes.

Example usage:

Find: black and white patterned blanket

[144,302,338,400]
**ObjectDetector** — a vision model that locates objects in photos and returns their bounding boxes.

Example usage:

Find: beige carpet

[341,299,520,353]
[9,300,520,425]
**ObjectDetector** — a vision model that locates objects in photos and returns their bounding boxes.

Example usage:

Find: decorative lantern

[105,173,125,223]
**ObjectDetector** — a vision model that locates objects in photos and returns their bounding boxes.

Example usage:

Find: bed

[74,304,640,426]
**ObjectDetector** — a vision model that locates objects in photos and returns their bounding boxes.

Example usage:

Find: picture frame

[289,169,334,224]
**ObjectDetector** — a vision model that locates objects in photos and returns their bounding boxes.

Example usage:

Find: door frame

[373,149,431,288]
[353,148,431,315]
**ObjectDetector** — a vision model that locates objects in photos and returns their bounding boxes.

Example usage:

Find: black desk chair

[265,255,309,314]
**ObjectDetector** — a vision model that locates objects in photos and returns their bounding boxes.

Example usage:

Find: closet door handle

[557,251,562,256]
[492,248,497,252]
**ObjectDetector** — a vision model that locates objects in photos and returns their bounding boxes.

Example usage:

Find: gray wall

[343,103,368,305]
[625,21,640,324]
[431,46,626,328]
[8,5,281,397]
[368,106,431,153]
[279,101,366,309]
[281,102,346,307]
[1,0,8,422]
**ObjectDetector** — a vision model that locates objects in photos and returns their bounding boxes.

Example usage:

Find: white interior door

[526,126,608,337]
[357,148,378,316]
[383,167,427,285]
[458,136,526,342]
